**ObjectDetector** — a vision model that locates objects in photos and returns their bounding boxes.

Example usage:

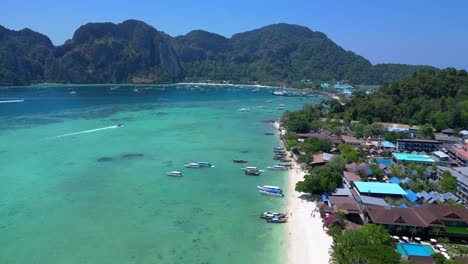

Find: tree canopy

[331,224,400,264]
[328,68,468,131]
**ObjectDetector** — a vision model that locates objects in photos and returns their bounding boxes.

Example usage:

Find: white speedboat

[167,171,183,177]
[257,185,282,191]
[241,166,259,171]
[184,162,212,168]
[238,108,250,112]
[266,165,288,171]
[185,162,201,168]
[272,90,289,96]
[259,189,284,197]
[259,105,268,109]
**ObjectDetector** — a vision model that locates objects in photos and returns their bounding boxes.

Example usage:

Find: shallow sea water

[0,85,323,264]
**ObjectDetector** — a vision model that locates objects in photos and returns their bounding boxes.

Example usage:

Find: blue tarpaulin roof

[405,189,417,202]
[398,203,409,208]
[322,195,329,202]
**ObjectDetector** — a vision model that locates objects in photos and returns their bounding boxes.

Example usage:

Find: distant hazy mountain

[0,20,436,86]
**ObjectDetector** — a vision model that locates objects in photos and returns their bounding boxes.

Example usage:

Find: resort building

[392,153,439,165]
[353,182,407,199]
[380,140,396,151]
[434,133,461,144]
[377,123,419,138]
[396,139,442,153]
[364,204,468,238]
[437,166,468,203]
[343,171,362,188]
[309,153,335,167]
[444,144,468,167]
[341,135,361,147]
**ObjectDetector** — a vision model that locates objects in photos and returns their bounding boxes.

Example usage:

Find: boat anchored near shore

[266,165,288,171]
[167,171,183,177]
[259,189,284,197]
[184,161,213,168]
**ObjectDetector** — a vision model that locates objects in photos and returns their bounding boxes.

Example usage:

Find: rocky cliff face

[0,20,437,86]
[47,20,181,84]
[0,26,54,85]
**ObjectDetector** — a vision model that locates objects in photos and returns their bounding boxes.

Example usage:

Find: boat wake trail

[46,125,121,139]
[0,99,24,103]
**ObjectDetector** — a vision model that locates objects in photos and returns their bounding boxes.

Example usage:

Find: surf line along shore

[273,121,333,264]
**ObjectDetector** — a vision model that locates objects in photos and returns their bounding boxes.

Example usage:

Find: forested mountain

[328,68,468,131]
[0,25,54,85]
[46,20,181,84]
[0,20,437,86]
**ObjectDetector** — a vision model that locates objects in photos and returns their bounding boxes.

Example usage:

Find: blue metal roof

[381,141,396,148]
[354,182,407,196]
[389,177,400,184]
[397,203,408,208]
[405,189,417,202]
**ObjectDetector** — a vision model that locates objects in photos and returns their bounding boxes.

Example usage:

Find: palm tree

[410,227,417,240]
[434,227,442,239]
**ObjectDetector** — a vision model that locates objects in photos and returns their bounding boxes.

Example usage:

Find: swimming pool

[397,243,435,257]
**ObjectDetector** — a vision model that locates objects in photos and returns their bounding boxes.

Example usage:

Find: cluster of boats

[260,211,288,223]
[273,147,290,162]
[166,161,213,177]
[257,185,284,197]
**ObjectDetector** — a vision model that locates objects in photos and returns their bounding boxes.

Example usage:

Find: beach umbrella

[436,244,444,248]
[414,237,421,242]
[402,236,409,241]
[392,236,400,240]
[440,248,447,252]
[430,238,437,243]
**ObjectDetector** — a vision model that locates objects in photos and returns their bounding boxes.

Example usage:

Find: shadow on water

[96,153,145,163]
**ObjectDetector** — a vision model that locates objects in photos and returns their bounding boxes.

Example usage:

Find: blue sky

[2,0,467,69]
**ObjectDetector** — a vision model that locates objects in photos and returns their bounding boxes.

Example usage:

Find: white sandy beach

[285,164,333,264]
[274,121,333,264]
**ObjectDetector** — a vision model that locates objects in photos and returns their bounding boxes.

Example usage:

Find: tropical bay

[0,85,323,263]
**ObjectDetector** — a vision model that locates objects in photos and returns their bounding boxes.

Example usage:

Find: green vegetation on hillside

[328,68,468,131]
[0,21,437,86]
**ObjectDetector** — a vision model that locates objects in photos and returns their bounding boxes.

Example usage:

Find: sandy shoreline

[274,122,333,264]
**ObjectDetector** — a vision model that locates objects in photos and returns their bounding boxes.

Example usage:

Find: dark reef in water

[96,153,145,162]
[121,153,144,159]
[96,157,114,162]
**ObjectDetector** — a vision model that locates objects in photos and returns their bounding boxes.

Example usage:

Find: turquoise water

[396,243,435,257]
[0,85,324,264]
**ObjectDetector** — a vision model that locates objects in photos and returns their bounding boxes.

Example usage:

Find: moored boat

[166,171,183,177]
[266,217,287,223]
[245,169,261,176]
[266,165,288,171]
[238,108,250,112]
[241,166,259,171]
[233,159,248,163]
[184,162,212,168]
[259,189,284,197]
[260,211,287,219]
[257,185,282,191]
